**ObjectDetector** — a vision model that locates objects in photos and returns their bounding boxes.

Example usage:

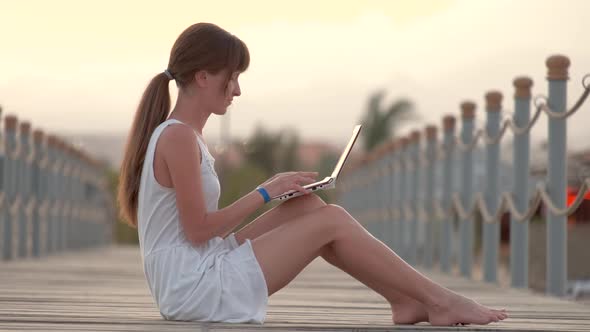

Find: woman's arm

[160,124,264,245]
[162,124,317,245]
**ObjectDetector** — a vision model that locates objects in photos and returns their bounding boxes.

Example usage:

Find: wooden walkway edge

[1,246,589,331]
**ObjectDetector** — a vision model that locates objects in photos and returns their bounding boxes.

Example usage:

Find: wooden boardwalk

[0,246,589,331]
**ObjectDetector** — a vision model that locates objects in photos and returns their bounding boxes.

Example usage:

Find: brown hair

[117,23,250,227]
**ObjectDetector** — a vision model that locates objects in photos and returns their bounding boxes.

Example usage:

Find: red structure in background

[567,186,590,225]
[500,186,590,244]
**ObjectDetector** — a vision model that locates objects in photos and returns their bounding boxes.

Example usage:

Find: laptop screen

[330,125,362,179]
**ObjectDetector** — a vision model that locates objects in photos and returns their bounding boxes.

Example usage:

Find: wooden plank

[0,246,589,331]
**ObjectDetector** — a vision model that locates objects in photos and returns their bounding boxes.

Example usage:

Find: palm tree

[360,90,417,152]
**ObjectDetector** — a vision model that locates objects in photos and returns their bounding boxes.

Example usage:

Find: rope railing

[0,109,115,262]
[337,54,589,297]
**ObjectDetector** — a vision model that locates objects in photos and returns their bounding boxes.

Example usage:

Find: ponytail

[117,72,171,226]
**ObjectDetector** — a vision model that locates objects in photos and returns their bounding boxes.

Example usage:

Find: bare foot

[426,290,508,326]
[391,299,429,325]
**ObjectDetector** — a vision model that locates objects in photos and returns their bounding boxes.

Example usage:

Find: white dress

[137,118,268,323]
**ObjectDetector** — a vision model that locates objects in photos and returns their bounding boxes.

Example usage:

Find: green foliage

[242,125,303,174]
[105,168,139,244]
[360,90,417,152]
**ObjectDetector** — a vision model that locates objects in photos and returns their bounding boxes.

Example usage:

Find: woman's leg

[250,203,507,326]
[235,194,428,324]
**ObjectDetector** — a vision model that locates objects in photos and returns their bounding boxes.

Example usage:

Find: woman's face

[204,69,241,115]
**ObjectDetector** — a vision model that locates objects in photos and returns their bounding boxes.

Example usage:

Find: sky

[2,0,590,151]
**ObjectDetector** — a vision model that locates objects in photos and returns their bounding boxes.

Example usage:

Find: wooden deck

[0,246,589,331]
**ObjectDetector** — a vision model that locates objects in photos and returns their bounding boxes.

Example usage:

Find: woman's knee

[284,193,326,211]
[311,204,357,232]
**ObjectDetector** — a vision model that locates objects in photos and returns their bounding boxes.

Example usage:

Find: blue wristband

[256,186,271,203]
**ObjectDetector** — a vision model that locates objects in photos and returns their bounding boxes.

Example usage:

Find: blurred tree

[242,125,301,173]
[276,128,300,172]
[242,125,282,174]
[360,90,417,152]
[106,168,139,244]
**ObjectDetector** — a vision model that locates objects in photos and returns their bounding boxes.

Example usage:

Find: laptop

[272,124,362,201]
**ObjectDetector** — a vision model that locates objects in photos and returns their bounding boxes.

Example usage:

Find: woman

[117,22,508,326]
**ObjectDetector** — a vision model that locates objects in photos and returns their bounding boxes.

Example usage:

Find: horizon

[2,0,590,153]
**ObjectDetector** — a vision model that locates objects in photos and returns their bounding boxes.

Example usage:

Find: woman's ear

[194,70,208,88]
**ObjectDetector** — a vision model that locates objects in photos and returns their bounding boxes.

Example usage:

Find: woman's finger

[298,171,319,177]
[292,184,311,195]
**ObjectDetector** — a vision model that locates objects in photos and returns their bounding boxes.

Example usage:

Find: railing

[337,54,590,297]
[0,108,115,261]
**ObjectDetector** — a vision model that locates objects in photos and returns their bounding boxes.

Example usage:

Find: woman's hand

[258,171,319,197]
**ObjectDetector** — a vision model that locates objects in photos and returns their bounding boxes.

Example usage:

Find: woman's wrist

[255,186,271,204]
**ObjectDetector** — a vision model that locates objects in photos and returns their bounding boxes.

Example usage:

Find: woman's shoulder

[158,123,202,158]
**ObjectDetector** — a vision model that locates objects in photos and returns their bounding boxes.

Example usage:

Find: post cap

[4,115,18,130]
[460,101,476,119]
[425,125,437,139]
[33,129,45,143]
[19,122,32,135]
[399,137,410,148]
[485,91,503,111]
[513,76,534,98]
[410,130,421,142]
[55,137,65,150]
[384,139,396,153]
[443,115,456,130]
[546,54,570,80]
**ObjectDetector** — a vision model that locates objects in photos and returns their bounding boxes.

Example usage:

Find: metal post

[31,129,44,257]
[17,122,33,258]
[459,102,476,278]
[391,141,400,253]
[46,135,57,254]
[441,116,456,273]
[546,55,569,296]
[408,131,421,266]
[483,91,502,283]
[424,126,437,269]
[1,115,16,261]
[400,137,411,260]
[510,77,533,288]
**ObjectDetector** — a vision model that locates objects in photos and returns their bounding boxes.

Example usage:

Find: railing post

[459,102,476,278]
[398,137,409,259]
[391,141,400,253]
[408,131,420,266]
[545,55,569,296]
[71,148,81,249]
[441,115,456,273]
[0,108,4,260]
[366,158,375,236]
[31,129,45,257]
[358,161,366,226]
[383,146,393,248]
[376,151,385,240]
[46,135,58,253]
[55,138,66,252]
[511,76,533,288]
[424,125,437,269]
[4,116,19,260]
[483,91,502,283]
[0,110,8,261]
[17,122,32,258]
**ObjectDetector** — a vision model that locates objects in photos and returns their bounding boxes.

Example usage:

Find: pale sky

[2,0,590,151]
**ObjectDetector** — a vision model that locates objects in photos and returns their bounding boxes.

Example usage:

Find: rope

[425,178,590,224]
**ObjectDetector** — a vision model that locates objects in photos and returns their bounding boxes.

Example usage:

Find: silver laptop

[272,124,362,201]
